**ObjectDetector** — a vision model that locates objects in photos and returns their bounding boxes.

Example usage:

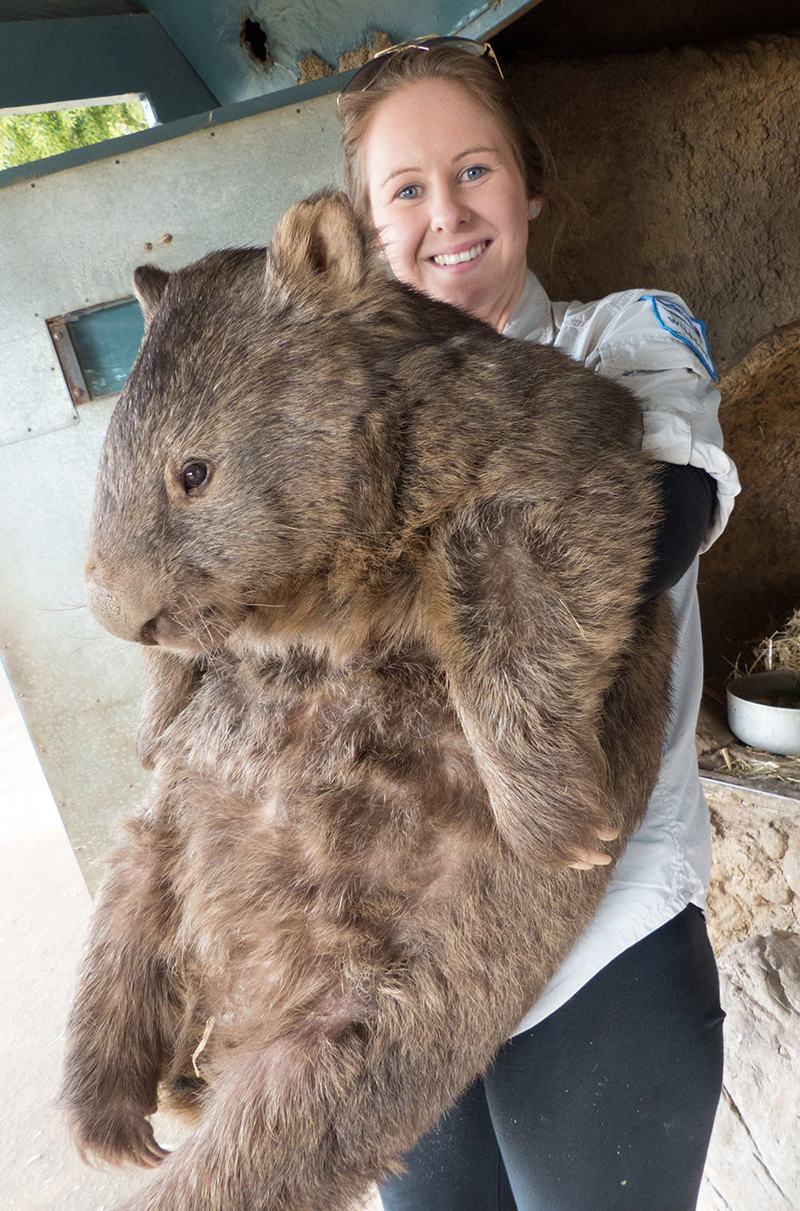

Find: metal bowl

[726,669,800,756]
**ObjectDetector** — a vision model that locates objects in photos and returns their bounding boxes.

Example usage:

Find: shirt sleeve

[587,292,741,553]
[643,464,717,599]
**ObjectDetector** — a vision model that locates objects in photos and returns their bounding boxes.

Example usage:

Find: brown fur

[62,191,674,1210]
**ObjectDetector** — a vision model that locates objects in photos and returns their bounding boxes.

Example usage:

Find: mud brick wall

[511,34,800,367]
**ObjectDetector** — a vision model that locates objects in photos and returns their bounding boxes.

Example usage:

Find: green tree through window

[0,100,149,169]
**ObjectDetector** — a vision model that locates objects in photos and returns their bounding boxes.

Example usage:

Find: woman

[336,38,740,1211]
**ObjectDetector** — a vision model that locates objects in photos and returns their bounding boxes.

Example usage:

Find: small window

[48,298,145,403]
[0,94,155,170]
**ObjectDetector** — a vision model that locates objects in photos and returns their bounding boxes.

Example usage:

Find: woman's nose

[429,185,471,233]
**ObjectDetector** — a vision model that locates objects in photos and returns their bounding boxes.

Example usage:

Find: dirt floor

[0,662,159,1209]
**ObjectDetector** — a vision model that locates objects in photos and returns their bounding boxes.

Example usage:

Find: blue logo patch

[639,295,718,382]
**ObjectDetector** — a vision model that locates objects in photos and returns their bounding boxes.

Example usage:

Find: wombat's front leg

[137,647,203,770]
[424,496,668,868]
[60,811,177,1168]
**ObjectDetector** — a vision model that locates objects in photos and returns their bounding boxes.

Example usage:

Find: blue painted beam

[0,14,219,123]
[145,0,543,106]
[0,0,545,190]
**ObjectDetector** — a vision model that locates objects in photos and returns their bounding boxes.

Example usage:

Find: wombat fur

[62,190,674,1210]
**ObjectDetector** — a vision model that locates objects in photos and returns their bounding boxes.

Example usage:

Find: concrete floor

[0,660,169,1209]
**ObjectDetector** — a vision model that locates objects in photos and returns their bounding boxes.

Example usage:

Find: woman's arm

[587,291,741,553]
[642,463,717,599]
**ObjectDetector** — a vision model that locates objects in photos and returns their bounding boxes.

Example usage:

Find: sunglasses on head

[337,35,504,104]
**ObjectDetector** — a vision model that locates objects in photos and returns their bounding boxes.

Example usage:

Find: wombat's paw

[69,1103,170,1169]
[567,825,620,870]
[136,722,160,771]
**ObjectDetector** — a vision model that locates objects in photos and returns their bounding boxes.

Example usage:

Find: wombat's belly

[153,644,492,1047]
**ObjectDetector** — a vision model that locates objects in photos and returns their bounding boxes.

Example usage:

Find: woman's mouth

[430,240,490,268]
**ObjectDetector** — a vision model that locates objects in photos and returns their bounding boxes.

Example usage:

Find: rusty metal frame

[46,315,90,406]
[46,296,136,405]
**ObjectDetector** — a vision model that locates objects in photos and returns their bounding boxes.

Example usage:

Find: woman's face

[362,78,534,332]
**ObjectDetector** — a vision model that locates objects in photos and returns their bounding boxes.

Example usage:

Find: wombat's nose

[84,581,157,644]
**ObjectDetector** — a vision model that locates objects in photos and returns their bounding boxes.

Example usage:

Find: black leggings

[380,905,724,1211]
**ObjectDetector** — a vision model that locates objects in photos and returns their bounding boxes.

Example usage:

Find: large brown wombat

[62,191,673,1210]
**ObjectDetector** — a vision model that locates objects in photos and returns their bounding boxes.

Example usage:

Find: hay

[191,1016,215,1078]
[739,608,800,676]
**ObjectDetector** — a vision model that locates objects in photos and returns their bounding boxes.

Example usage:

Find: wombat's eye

[181,460,211,493]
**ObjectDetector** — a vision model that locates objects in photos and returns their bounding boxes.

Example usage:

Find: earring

[528,201,541,220]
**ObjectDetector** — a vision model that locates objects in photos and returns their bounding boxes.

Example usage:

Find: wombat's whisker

[110,642,142,686]
[179,591,219,652]
[234,600,285,609]
[64,633,116,660]
[38,603,89,614]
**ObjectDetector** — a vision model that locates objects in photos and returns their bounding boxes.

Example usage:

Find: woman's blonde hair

[337,44,551,223]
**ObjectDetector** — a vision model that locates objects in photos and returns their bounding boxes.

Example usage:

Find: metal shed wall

[0,92,341,890]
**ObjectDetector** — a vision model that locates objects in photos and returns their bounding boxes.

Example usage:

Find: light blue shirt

[505,272,740,1033]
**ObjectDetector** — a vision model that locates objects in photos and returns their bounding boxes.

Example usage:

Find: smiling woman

[361,80,532,330]
[336,36,738,1211]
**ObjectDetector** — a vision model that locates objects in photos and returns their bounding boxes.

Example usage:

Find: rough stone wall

[697,321,800,688]
[699,786,800,1211]
[512,34,800,365]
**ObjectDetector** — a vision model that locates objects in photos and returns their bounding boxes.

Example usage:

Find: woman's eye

[180,460,211,493]
[462,165,487,182]
[396,184,420,200]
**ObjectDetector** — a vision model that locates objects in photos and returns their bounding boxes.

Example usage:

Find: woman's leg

[483,905,725,1211]
[379,1072,518,1211]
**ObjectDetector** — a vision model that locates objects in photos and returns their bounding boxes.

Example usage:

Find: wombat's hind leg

[60,815,180,1169]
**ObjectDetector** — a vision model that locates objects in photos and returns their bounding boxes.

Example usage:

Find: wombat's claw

[72,1109,170,1170]
[567,825,620,869]
[139,1131,170,1168]
[568,849,612,870]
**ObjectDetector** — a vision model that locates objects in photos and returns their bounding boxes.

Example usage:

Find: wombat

[61,190,673,1211]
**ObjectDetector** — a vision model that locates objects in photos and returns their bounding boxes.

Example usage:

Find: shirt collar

[501,270,553,343]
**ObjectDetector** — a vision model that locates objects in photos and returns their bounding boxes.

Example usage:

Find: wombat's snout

[85,567,248,654]
[84,580,162,645]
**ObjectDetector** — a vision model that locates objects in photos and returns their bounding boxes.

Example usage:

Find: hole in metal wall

[240,16,273,68]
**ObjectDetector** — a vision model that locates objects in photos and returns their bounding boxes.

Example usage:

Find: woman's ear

[266,189,373,305]
[422,495,634,869]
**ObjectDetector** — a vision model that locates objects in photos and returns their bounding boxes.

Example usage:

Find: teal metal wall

[0,88,342,890]
[0,14,219,121]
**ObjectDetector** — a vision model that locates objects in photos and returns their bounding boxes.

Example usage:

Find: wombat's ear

[267,190,370,303]
[133,265,170,327]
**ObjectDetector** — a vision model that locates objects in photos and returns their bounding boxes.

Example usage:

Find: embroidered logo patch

[639,295,718,381]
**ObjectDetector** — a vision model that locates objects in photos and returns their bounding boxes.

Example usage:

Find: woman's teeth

[432,242,487,266]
